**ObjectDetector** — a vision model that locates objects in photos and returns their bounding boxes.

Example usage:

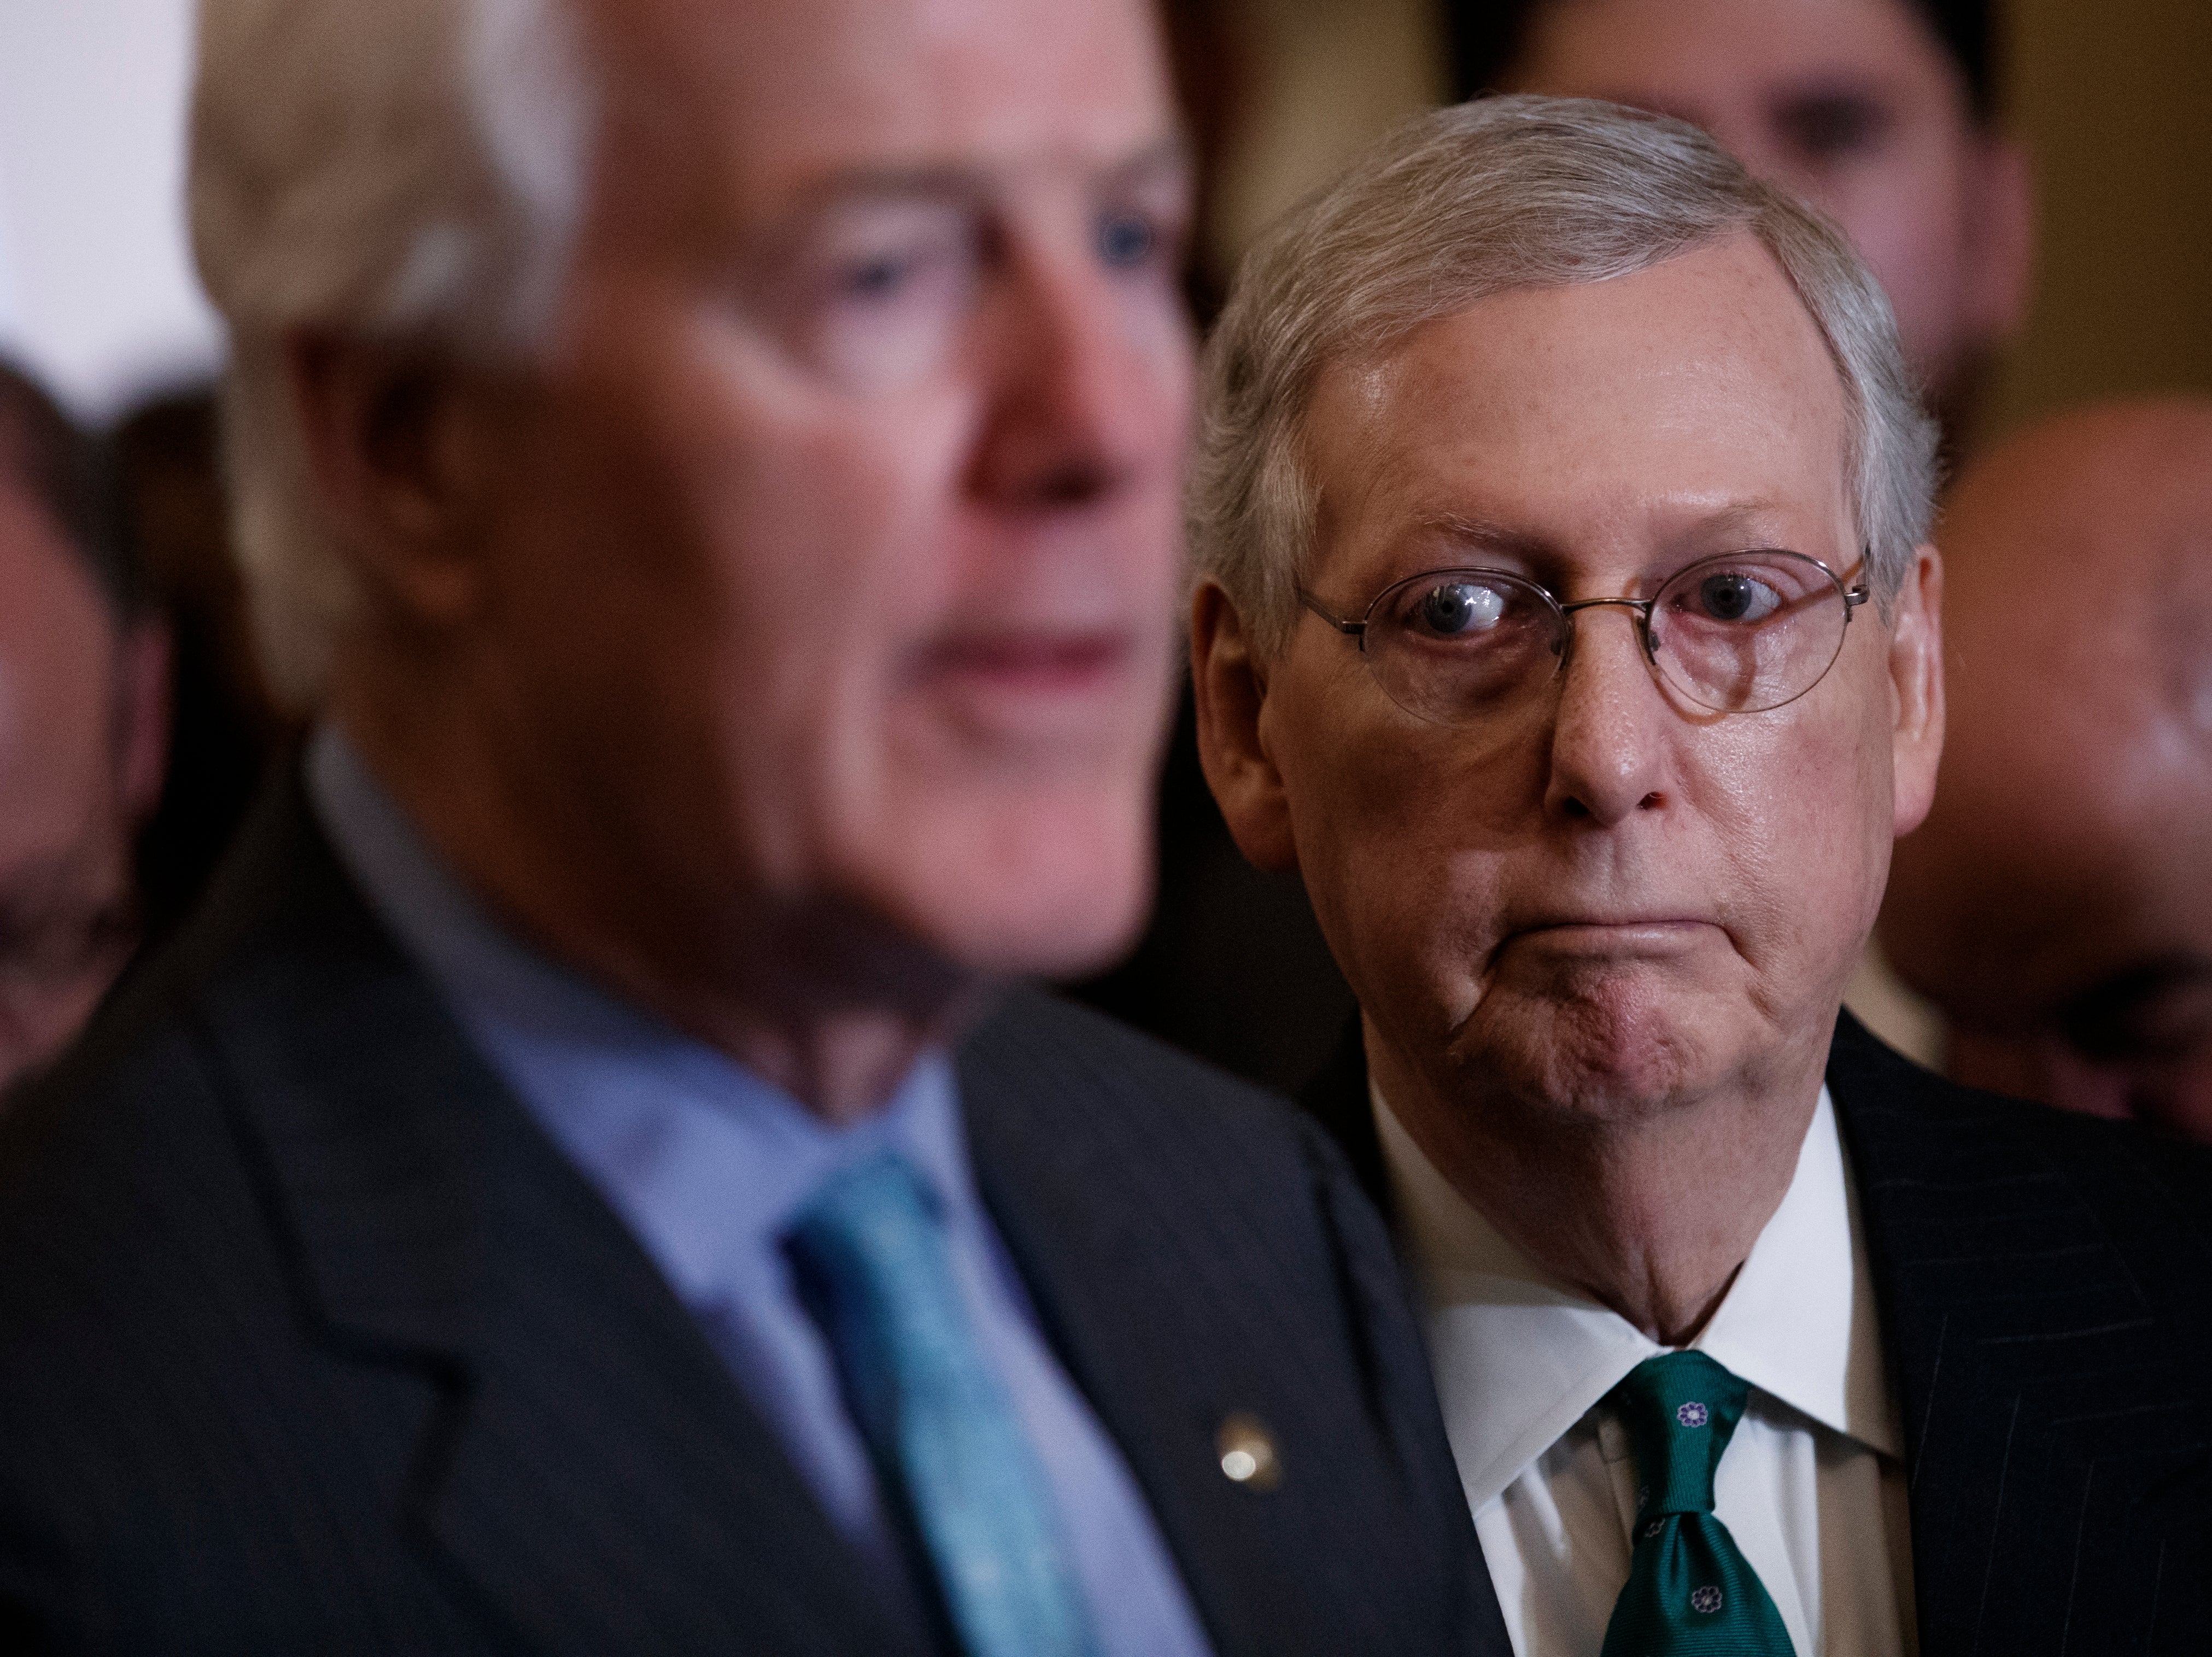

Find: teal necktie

[788,1152,1101,1657]
[1599,1351,1794,1656]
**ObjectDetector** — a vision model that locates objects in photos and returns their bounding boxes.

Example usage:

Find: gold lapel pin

[1215,1413,1283,1491]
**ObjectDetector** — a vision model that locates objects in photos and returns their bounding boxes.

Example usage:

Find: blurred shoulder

[957,986,1376,1244]
[0,942,243,1254]
[1827,1010,2212,1248]
[959,985,1294,1126]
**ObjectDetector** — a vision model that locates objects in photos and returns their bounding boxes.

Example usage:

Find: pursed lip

[1503,917,1720,954]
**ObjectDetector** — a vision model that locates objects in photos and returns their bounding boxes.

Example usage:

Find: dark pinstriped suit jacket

[1303,1013,2212,1655]
[0,775,1489,1655]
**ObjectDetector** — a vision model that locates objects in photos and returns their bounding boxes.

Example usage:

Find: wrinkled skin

[1196,235,1944,1340]
[301,0,1195,1119]
[1501,0,2032,405]
[1882,398,2212,1139]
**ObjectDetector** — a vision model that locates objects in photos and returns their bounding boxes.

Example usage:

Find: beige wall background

[1986,0,2212,435]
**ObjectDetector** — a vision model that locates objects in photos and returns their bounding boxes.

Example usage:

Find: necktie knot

[1608,1351,1748,1520]
[1598,1351,1794,1656]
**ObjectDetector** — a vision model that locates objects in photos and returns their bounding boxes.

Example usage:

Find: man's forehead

[580,0,1176,212]
[1513,0,1966,98]
[1304,244,1851,521]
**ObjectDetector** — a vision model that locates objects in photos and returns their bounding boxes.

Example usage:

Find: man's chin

[1458,983,1722,1117]
[853,795,1155,984]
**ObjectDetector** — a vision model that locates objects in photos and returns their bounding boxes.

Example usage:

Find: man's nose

[1542,603,1671,827]
[968,238,1192,511]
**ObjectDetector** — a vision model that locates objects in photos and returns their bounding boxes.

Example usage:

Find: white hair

[190,0,595,708]
[1190,96,1940,655]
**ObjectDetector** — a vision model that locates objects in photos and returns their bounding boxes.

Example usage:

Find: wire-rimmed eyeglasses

[1298,549,1871,726]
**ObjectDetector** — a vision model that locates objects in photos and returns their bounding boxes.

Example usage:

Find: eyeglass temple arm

[1298,589,1365,636]
[1841,546,1874,618]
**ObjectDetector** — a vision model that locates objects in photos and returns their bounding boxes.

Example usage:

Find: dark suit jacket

[0,774,1487,1655]
[1303,1011,2212,1655]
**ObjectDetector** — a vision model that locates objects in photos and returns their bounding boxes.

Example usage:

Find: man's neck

[332,687,984,1127]
[1370,1018,1824,1346]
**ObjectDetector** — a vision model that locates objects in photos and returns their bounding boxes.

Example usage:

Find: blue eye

[1696,572,1782,623]
[1097,212,1156,269]
[1418,582,1507,636]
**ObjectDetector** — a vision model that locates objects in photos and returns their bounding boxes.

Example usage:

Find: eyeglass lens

[1361,551,1852,726]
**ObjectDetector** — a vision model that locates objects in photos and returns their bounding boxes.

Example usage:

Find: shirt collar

[303,724,978,1309]
[1378,1078,1900,1516]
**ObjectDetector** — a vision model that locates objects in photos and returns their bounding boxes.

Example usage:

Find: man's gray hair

[190,0,594,707]
[1189,95,1939,655]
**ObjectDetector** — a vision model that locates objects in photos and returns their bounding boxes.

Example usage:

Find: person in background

[0,0,1485,1650]
[0,362,169,1091]
[1448,0,2032,424]
[110,383,297,950]
[1191,96,2212,1653]
[1881,396,2212,1140]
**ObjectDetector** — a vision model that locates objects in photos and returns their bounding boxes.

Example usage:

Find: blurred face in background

[1499,0,2030,403]
[0,482,164,1089]
[1881,400,2212,1138]
[355,0,1195,1015]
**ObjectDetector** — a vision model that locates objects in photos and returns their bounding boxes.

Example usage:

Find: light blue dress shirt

[308,729,1212,1657]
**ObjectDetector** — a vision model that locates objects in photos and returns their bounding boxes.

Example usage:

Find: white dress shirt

[1377,1085,1916,1657]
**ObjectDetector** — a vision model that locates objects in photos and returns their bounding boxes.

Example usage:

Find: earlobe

[1889,544,1946,838]
[1189,582,1301,873]
[283,331,493,627]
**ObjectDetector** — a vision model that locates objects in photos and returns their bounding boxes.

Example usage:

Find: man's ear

[1889,543,1945,838]
[1962,132,2034,350]
[283,331,501,627]
[1190,579,1300,873]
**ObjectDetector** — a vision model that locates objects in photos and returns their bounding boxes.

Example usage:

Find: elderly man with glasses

[1192,97,2212,1655]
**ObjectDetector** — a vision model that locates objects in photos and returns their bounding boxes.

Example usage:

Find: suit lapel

[189,775,930,1656]
[1291,1020,1515,1656]
[1828,1013,2212,1654]
[959,999,1508,1657]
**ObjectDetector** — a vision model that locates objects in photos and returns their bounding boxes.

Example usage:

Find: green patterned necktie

[1599,1351,1795,1656]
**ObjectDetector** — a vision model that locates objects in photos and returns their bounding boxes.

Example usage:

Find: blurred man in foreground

[1193,97,2212,1652]
[0,364,168,1091]
[1883,397,2212,1139]
[1452,0,2030,420]
[0,0,1483,1650]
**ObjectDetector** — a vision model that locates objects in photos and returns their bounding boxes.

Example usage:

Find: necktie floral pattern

[1600,1351,1795,1656]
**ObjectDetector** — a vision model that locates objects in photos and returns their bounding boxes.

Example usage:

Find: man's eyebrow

[794,136,1193,213]
[1106,136,1196,187]
[1402,515,1550,559]
[1672,502,1804,542]
[1401,503,1805,558]
[1768,78,1900,112]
